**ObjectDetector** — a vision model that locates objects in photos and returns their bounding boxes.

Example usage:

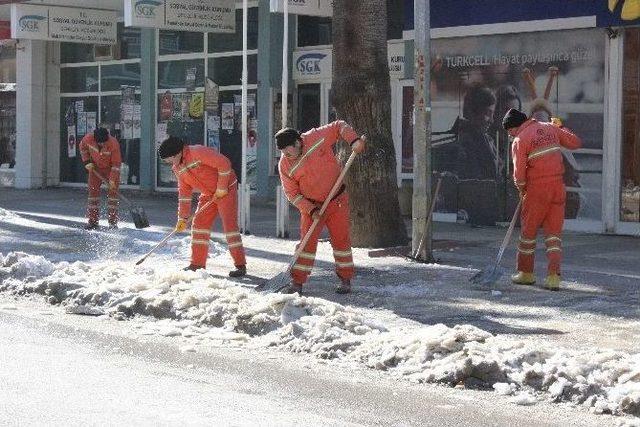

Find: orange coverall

[79,133,122,225]
[279,120,360,286]
[511,119,582,275]
[173,145,246,268]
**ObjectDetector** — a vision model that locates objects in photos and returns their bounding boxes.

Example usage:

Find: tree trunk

[332,0,407,248]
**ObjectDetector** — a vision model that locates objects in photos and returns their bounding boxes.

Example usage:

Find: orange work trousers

[190,184,246,268]
[87,168,119,225]
[517,180,565,275]
[291,192,354,286]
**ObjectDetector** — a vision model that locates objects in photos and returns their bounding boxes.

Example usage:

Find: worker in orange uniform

[502,108,582,290]
[158,137,246,277]
[275,121,366,295]
[79,127,122,230]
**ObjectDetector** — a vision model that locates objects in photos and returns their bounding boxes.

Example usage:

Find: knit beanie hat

[94,127,109,143]
[502,108,528,130]
[158,136,185,159]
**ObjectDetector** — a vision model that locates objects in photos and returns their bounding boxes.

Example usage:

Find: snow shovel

[408,174,443,262]
[135,197,217,266]
[259,149,360,293]
[469,199,522,287]
[91,170,149,229]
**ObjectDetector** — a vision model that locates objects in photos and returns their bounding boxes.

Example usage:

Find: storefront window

[60,24,140,63]
[621,28,640,223]
[207,55,257,86]
[298,16,332,47]
[102,95,141,185]
[61,67,99,93]
[59,96,99,183]
[61,43,95,63]
[101,63,141,92]
[158,59,205,89]
[0,45,16,171]
[208,8,258,53]
[402,28,605,225]
[118,24,141,59]
[155,89,258,190]
[159,31,204,55]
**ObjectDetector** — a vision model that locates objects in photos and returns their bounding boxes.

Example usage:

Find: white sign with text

[125,0,235,33]
[11,4,117,44]
[270,0,332,17]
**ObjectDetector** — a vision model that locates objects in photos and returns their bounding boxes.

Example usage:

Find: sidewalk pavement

[2,187,638,284]
[1,187,639,353]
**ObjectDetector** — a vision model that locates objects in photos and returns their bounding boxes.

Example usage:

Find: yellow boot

[511,271,536,285]
[544,274,561,291]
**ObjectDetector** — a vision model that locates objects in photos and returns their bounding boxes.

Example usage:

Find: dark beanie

[274,128,301,149]
[158,137,185,159]
[502,108,528,130]
[94,127,109,143]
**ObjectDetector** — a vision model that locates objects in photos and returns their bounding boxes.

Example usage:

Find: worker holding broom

[502,108,581,290]
[158,137,246,277]
[79,127,122,230]
[275,121,365,295]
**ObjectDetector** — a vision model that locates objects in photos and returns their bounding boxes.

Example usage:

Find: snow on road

[1,207,639,421]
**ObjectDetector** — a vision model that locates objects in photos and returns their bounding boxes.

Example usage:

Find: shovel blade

[258,271,290,293]
[469,264,505,287]
[130,206,150,229]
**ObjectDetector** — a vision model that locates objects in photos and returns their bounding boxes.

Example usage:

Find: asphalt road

[0,304,618,427]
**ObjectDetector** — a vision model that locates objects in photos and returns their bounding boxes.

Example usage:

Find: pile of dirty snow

[1,251,639,418]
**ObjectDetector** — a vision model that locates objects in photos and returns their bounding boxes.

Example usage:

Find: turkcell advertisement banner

[11,4,117,44]
[125,0,235,33]
[269,0,332,17]
[401,28,605,223]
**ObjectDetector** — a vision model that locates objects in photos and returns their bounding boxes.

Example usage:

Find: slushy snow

[1,250,640,418]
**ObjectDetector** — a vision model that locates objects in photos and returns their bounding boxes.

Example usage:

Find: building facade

[3,0,639,236]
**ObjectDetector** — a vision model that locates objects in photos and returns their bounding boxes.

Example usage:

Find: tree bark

[332,0,407,247]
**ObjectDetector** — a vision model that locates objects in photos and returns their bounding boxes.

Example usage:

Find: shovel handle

[495,198,522,266]
[135,197,217,266]
[286,149,359,273]
[90,169,135,209]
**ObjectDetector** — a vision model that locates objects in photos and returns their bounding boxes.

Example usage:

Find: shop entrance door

[297,83,321,131]
[617,28,640,234]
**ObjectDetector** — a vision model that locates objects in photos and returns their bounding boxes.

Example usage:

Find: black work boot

[228,265,246,278]
[183,264,204,272]
[281,282,303,295]
[108,221,118,230]
[84,222,99,230]
[335,278,351,294]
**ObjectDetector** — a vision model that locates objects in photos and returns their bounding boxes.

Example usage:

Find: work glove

[310,207,321,222]
[108,180,117,190]
[550,117,563,128]
[175,218,188,233]
[84,162,95,171]
[351,135,366,154]
[214,188,228,199]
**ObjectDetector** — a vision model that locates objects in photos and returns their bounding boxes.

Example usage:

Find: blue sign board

[404,0,640,31]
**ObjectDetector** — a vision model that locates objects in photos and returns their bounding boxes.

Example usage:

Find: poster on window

[221,103,234,131]
[67,126,76,158]
[133,104,141,139]
[207,115,221,151]
[86,112,97,135]
[122,104,134,139]
[205,78,219,113]
[403,28,604,224]
[186,67,197,92]
[160,91,173,121]
[77,113,87,138]
[156,122,168,146]
[75,100,84,115]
